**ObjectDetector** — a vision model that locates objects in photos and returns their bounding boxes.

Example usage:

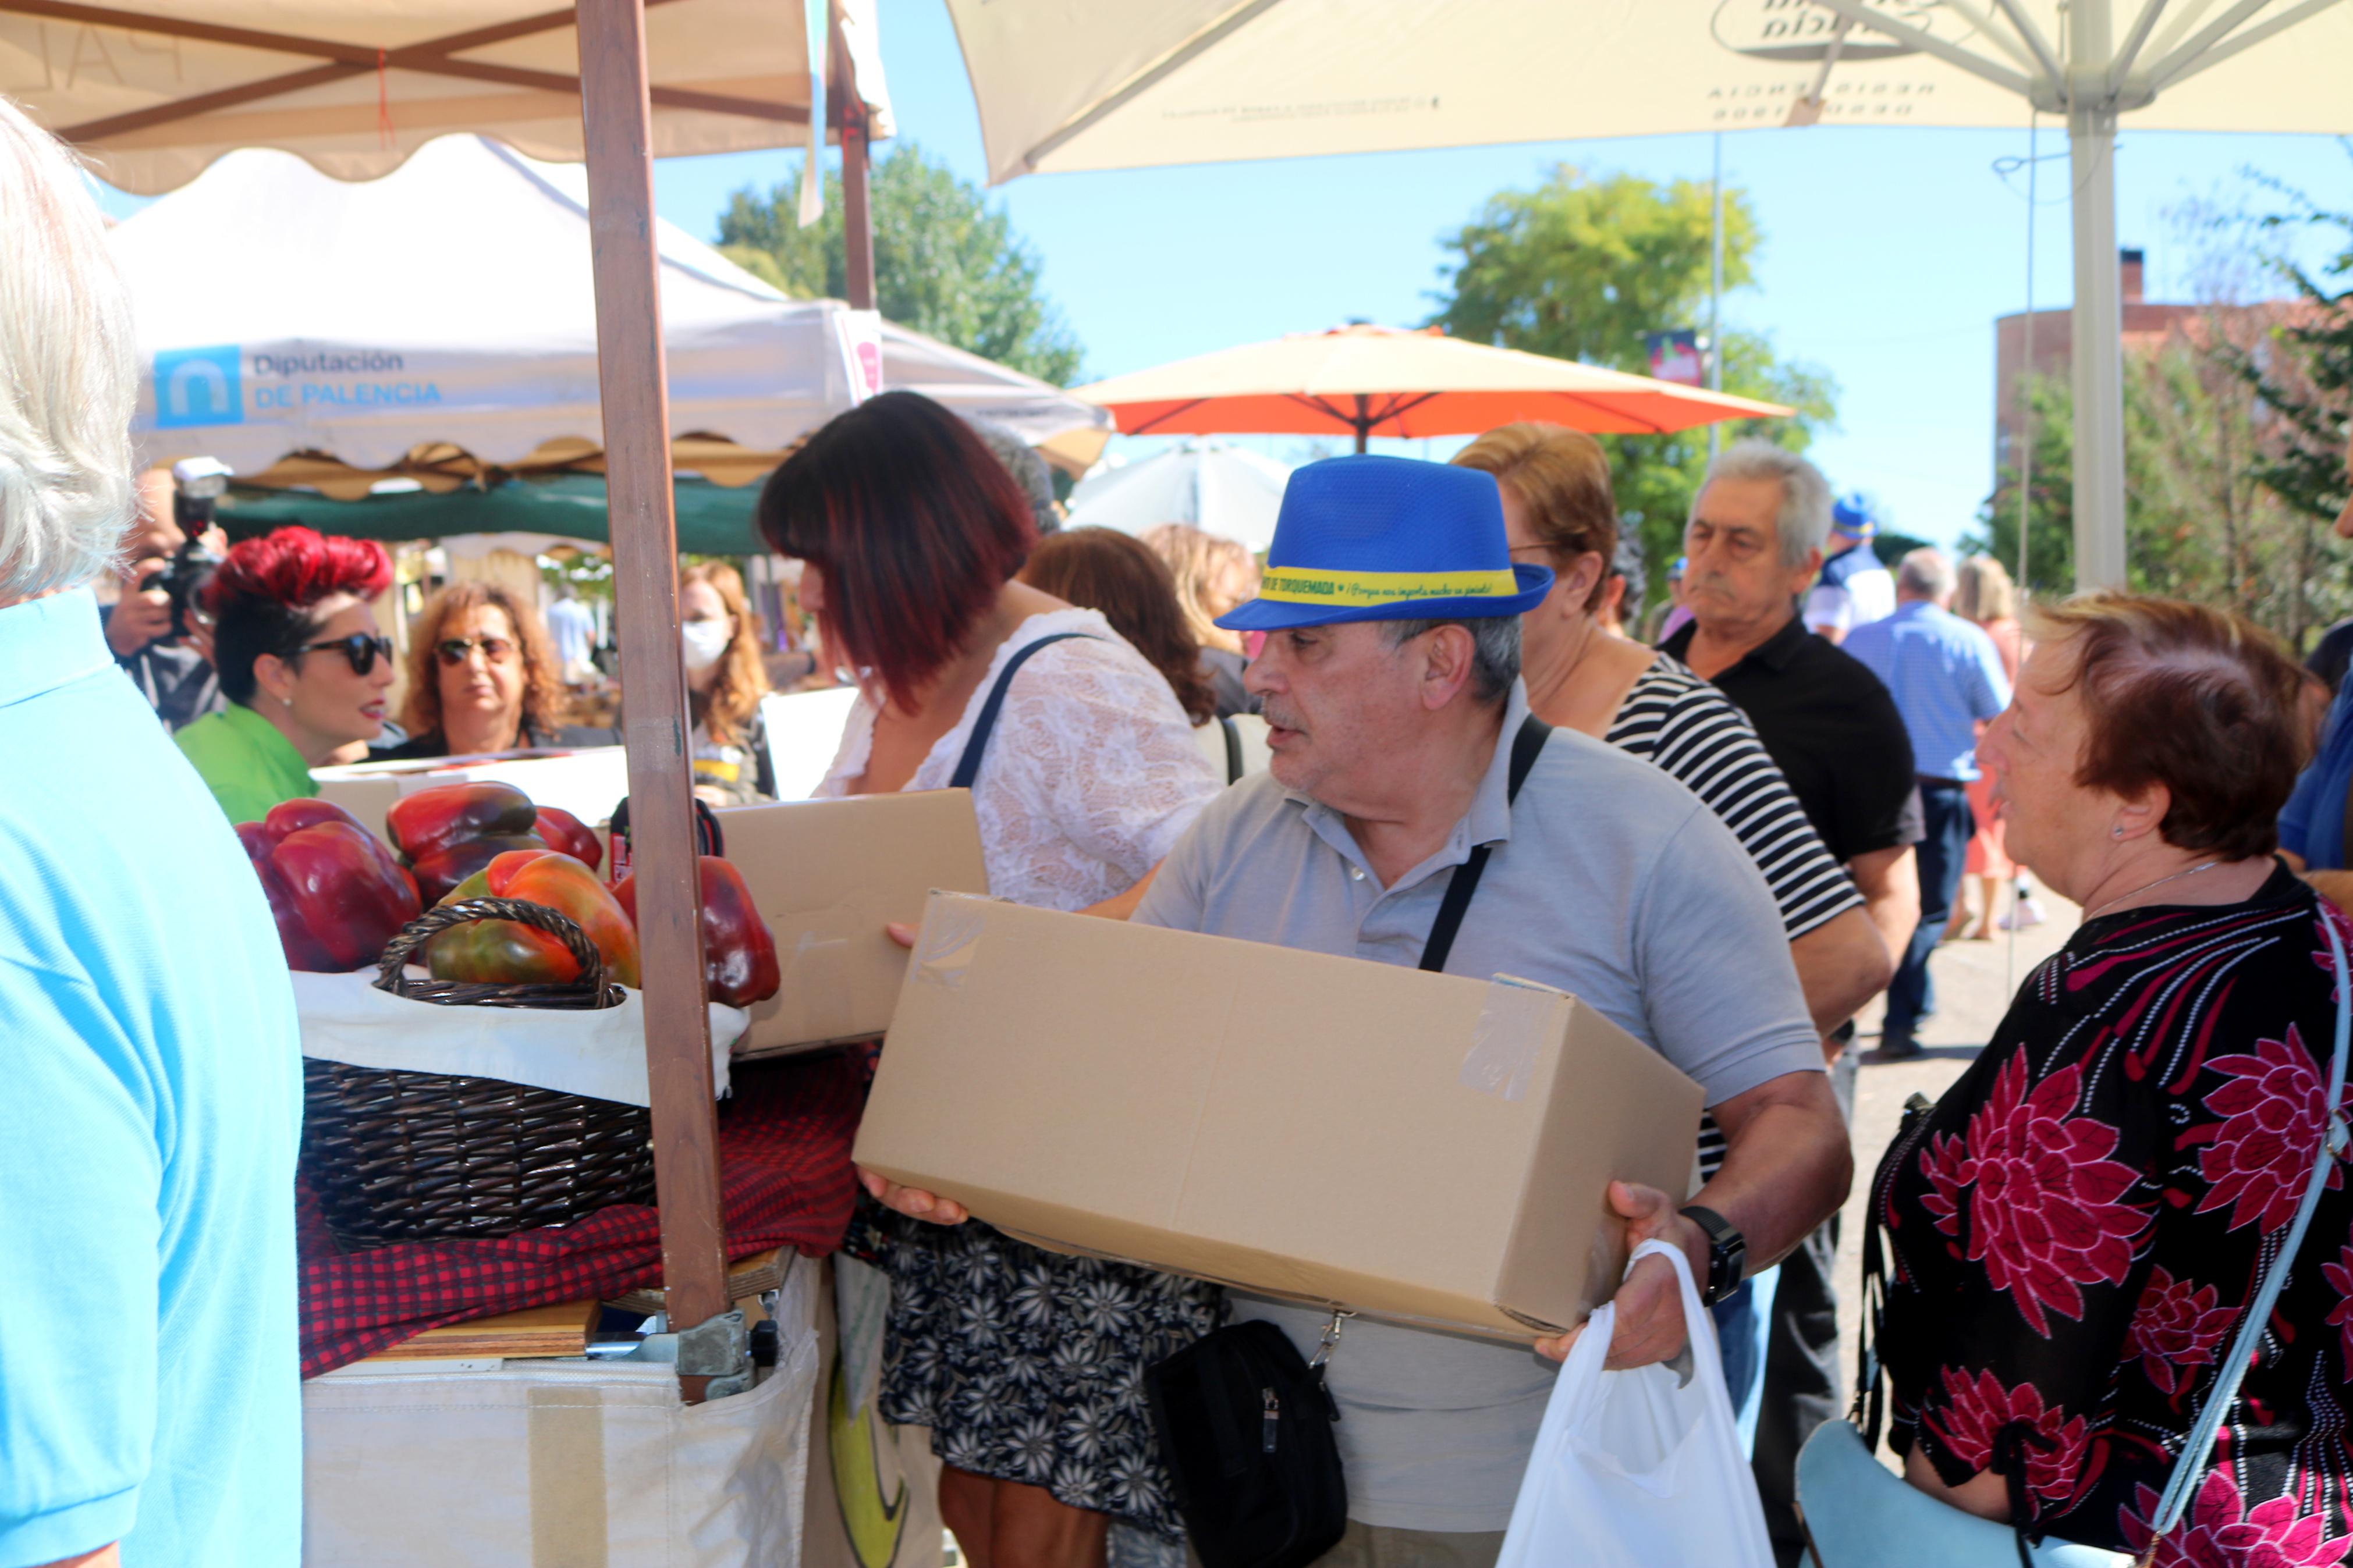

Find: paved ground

[1825,881,2080,1464]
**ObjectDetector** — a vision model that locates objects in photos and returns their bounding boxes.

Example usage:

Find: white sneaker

[1999,897,2047,932]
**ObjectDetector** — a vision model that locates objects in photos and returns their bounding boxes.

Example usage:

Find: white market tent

[943,0,2353,590]
[1066,439,1291,552]
[112,131,1112,486]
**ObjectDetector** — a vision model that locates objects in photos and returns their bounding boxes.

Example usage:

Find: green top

[175,702,315,826]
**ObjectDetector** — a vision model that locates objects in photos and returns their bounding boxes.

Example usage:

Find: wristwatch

[1679,1205,1747,1306]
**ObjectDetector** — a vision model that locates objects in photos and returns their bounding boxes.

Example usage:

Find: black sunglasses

[436,634,518,666]
[293,633,395,676]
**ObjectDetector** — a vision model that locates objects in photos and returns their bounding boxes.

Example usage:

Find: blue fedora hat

[1215,455,1553,631]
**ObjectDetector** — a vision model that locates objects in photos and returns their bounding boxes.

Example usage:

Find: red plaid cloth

[299,1051,865,1377]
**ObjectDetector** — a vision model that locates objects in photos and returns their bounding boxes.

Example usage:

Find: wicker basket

[300,898,654,1249]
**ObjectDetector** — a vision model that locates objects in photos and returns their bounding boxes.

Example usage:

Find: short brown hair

[1021,528,1217,724]
[401,580,563,743]
[1451,423,1617,611]
[757,392,1038,712]
[2030,593,2309,860]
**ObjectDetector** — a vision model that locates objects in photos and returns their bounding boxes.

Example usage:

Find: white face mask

[682,617,732,673]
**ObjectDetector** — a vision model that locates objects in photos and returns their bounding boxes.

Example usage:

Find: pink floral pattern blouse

[1875,866,2353,1563]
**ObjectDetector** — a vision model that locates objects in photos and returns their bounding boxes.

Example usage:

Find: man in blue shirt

[1843,548,2013,1060]
[2279,429,2353,895]
[0,94,302,1568]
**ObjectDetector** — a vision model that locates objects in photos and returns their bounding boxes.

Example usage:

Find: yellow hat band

[1255,566,1521,608]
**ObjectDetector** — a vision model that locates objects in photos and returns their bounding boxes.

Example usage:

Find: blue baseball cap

[1832,493,1878,540]
[1214,456,1553,631]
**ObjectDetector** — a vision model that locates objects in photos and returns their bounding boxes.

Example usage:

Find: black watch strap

[1679,1204,1747,1306]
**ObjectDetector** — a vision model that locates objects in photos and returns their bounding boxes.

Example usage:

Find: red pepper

[533,806,602,873]
[240,798,423,971]
[385,781,539,865]
[427,849,643,989]
[409,831,548,905]
[613,856,779,1008]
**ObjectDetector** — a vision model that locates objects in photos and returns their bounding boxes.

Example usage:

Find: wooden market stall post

[572,0,729,1400]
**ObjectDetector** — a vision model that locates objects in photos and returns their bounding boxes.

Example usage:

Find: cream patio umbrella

[943,0,2353,590]
[1075,323,1793,455]
[6,0,890,1389]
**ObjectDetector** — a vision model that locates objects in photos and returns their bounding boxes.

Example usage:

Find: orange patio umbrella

[1074,323,1793,454]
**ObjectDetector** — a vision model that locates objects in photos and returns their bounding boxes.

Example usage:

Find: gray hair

[1693,441,1833,570]
[1382,615,1522,705]
[1898,547,1955,600]
[0,95,136,598]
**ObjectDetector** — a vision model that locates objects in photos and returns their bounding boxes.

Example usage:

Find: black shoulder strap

[949,632,1096,791]
[1419,716,1552,974]
[1219,714,1243,785]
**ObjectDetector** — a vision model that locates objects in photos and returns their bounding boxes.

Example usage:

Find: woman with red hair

[760,392,1220,1567]
[174,525,394,823]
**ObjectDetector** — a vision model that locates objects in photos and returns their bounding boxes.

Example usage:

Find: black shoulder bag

[1145,715,1552,1568]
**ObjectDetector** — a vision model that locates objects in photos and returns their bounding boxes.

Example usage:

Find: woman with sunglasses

[175,525,395,824]
[377,581,566,762]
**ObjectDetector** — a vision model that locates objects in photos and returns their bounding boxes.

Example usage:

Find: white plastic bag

[1496,1239,1776,1568]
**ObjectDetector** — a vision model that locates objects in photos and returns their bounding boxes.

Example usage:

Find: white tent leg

[2067,103,2128,590]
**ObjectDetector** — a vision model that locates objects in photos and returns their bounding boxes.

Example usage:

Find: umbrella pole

[2066,0,2127,591]
[575,0,729,1402]
[1354,393,1369,455]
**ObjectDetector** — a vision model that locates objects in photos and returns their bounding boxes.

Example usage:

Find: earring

[2112,825,2125,838]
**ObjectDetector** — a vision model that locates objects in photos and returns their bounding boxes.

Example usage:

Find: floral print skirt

[876,1218,1222,1540]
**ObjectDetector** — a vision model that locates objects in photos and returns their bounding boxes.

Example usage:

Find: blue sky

[100,0,2352,552]
[646,0,2352,550]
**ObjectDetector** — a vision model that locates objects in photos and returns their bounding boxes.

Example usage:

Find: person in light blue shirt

[1841,547,2013,1059]
[2278,428,2353,883]
[0,93,302,1568]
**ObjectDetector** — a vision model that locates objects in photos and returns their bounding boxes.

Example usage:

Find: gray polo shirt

[1132,680,1823,1533]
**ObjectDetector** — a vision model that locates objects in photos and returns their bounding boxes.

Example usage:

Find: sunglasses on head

[436,635,519,666]
[295,633,395,676]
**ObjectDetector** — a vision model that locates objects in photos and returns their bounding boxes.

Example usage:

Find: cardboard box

[855,893,1706,1338]
[714,792,989,1058]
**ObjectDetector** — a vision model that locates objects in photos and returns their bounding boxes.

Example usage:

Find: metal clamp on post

[623,1308,754,1399]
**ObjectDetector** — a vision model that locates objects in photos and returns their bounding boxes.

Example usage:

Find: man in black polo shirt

[1661,440,1920,1568]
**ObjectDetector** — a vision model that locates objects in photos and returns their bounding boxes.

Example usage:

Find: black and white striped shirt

[1606,655,1862,938]
[1607,655,1861,1181]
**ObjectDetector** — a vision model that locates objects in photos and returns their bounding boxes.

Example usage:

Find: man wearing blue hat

[1133,456,1852,1563]
[1801,492,1895,643]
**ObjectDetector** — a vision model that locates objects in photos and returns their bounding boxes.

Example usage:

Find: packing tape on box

[914,898,991,990]
[778,923,854,1041]
[1458,977,1556,1102]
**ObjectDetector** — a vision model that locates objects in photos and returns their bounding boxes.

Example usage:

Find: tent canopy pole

[574,0,729,1401]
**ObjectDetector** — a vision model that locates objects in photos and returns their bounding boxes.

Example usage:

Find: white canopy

[112,132,1111,480]
[945,0,2353,589]
[1066,440,1292,552]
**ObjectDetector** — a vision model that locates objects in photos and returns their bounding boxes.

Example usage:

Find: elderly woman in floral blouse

[1870,593,2353,1564]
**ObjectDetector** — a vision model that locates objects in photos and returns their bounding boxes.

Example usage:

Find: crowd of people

[13,85,2353,1568]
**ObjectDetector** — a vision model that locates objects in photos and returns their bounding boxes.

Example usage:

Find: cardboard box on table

[714,791,989,1059]
[855,892,1707,1339]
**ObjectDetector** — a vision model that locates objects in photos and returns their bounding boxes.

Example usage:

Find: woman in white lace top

[760,393,1222,1565]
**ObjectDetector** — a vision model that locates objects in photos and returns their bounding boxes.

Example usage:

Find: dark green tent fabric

[214,474,763,555]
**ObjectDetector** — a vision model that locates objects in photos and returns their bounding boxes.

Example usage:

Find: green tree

[718,143,1084,386]
[1427,165,1836,603]
[1973,336,2345,647]
[2234,173,2352,601]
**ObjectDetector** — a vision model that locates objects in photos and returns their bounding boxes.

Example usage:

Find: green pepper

[426,849,643,988]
